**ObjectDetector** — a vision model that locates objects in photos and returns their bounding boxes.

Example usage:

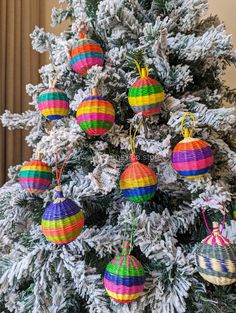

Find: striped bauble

[38,88,69,121]
[41,189,84,244]
[19,159,52,193]
[76,88,115,136]
[196,222,236,285]
[104,241,145,303]
[70,38,104,76]
[128,68,165,116]
[171,136,214,179]
[120,154,157,203]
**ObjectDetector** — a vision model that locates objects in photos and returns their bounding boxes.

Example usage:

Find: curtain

[0,0,46,186]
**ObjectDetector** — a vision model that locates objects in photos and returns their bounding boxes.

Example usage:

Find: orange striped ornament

[120,154,158,203]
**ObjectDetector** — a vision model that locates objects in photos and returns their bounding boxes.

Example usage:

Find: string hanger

[78,21,87,39]
[129,118,143,162]
[180,112,195,138]
[48,66,59,89]
[201,207,226,235]
[55,142,77,196]
[134,60,149,79]
[122,214,137,256]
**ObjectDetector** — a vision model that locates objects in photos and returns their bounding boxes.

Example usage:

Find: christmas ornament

[38,88,69,121]
[41,143,85,244]
[70,23,104,76]
[196,209,236,285]
[76,88,115,136]
[128,61,165,116]
[120,119,158,203]
[41,186,84,244]
[104,240,145,303]
[171,112,214,179]
[19,154,52,193]
[232,197,236,220]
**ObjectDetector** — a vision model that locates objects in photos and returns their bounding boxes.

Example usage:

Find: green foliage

[85,0,100,19]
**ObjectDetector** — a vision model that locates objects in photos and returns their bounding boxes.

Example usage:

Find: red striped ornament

[76,88,115,136]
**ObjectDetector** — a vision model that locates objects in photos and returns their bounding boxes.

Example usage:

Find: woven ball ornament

[70,24,104,76]
[38,88,69,121]
[128,66,165,116]
[196,222,236,285]
[171,112,214,179]
[120,154,158,203]
[104,241,145,303]
[41,188,84,244]
[19,159,52,193]
[76,88,115,136]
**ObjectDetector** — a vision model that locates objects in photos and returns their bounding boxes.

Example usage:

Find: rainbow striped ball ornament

[41,188,84,244]
[171,130,214,179]
[128,67,165,116]
[70,37,104,76]
[120,154,157,203]
[104,241,145,303]
[196,222,236,285]
[38,88,69,121]
[19,159,52,193]
[76,88,115,136]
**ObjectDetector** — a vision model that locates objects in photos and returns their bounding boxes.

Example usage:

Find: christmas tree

[0,0,236,312]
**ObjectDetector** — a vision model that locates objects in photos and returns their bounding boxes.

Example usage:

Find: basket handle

[201,206,226,235]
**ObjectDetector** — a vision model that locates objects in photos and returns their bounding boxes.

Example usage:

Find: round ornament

[76,88,115,136]
[38,88,69,121]
[171,112,214,179]
[104,241,145,303]
[19,158,52,193]
[70,25,104,76]
[232,197,236,220]
[41,188,84,244]
[120,154,158,203]
[196,221,236,285]
[128,66,165,116]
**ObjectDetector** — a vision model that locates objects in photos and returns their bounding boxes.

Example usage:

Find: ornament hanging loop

[78,21,87,39]
[122,214,137,255]
[201,207,226,235]
[129,118,143,161]
[49,66,58,88]
[134,60,149,78]
[180,112,195,138]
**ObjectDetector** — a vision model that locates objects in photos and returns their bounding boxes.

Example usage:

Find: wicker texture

[19,160,52,193]
[76,95,115,136]
[41,191,84,244]
[104,241,145,303]
[120,154,157,203]
[38,88,69,121]
[128,76,164,116]
[195,222,236,285]
[171,137,214,179]
[70,38,104,75]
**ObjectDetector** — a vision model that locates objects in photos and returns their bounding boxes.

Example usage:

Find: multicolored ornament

[19,157,52,193]
[38,88,69,121]
[120,153,158,203]
[41,187,84,244]
[104,241,145,303]
[128,63,165,116]
[196,221,236,285]
[76,88,115,136]
[171,112,214,179]
[70,24,104,76]
[232,197,236,220]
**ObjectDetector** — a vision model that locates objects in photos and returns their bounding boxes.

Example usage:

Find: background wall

[208,0,236,88]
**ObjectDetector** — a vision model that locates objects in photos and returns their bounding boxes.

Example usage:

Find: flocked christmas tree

[0,0,236,312]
